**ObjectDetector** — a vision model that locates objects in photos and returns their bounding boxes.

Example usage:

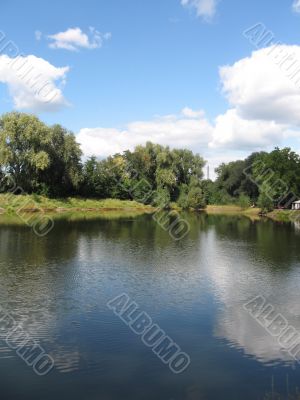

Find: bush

[187,187,206,210]
[238,194,251,210]
[177,184,189,209]
[153,188,171,209]
[257,192,274,213]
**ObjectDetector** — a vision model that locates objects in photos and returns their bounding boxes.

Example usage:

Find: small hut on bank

[292,200,300,210]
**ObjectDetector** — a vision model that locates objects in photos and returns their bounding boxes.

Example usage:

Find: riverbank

[205,205,261,219]
[267,209,300,222]
[0,194,154,214]
[206,205,300,223]
[1,194,299,225]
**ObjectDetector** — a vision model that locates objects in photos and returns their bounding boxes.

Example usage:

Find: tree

[153,188,171,209]
[81,156,103,197]
[238,194,251,210]
[0,112,51,192]
[213,152,264,203]
[257,192,274,213]
[177,184,189,209]
[187,187,206,209]
[253,148,300,207]
[42,124,83,196]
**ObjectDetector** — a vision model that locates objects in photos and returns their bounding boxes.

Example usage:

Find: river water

[0,212,300,399]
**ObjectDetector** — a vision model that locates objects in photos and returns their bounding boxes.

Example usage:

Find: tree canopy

[210,148,300,210]
[1,112,300,211]
[0,112,207,209]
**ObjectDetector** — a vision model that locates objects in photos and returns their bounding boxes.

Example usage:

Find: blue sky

[1,0,300,174]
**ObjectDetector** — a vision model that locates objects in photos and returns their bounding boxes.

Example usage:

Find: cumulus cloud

[77,108,213,158]
[220,45,300,125]
[292,0,300,13]
[77,44,300,172]
[210,44,300,149]
[210,109,288,150]
[47,27,111,51]
[0,54,69,111]
[181,0,218,20]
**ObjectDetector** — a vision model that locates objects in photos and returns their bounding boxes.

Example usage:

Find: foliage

[0,112,82,196]
[238,194,251,210]
[186,187,206,209]
[210,148,300,210]
[252,147,300,207]
[153,188,171,209]
[1,113,300,212]
[177,184,189,209]
[257,192,274,213]
[80,141,206,207]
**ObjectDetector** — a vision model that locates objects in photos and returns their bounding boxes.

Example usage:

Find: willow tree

[0,112,52,192]
[0,112,83,195]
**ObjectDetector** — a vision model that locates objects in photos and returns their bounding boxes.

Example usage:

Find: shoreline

[205,205,300,223]
[0,194,299,224]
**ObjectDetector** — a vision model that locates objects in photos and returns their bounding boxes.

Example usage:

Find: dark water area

[1,212,300,400]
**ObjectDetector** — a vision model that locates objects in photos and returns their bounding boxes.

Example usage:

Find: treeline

[1,112,299,211]
[0,112,207,209]
[209,148,300,211]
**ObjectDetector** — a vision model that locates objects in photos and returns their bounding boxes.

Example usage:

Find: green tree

[257,192,274,213]
[0,112,51,192]
[238,194,251,210]
[153,188,171,209]
[187,187,206,209]
[253,148,300,207]
[42,124,82,196]
[177,184,189,209]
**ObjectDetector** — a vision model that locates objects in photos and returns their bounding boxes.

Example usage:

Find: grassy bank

[267,209,300,222]
[206,205,261,218]
[1,194,299,225]
[0,194,154,215]
[206,205,300,223]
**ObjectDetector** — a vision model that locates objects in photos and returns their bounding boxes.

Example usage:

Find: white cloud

[77,108,213,158]
[181,107,205,118]
[77,44,300,174]
[292,0,300,13]
[220,45,300,125]
[47,27,111,51]
[210,109,287,150]
[0,54,69,111]
[210,45,300,149]
[181,0,218,20]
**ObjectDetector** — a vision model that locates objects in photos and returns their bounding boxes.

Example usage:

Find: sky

[1,0,300,178]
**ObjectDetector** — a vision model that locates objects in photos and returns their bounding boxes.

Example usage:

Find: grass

[267,209,300,223]
[0,193,154,215]
[206,205,261,218]
[206,205,300,223]
[1,194,299,225]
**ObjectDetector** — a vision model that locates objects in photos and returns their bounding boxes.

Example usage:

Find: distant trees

[80,142,207,209]
[0,112,207,209]
[210,147,300,211]
[252,148,300,205]
[1,112,300,212]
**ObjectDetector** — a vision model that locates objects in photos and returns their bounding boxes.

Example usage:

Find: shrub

[153,188,171,209]
[238,194,251,210]
[187,187,206,210]
[257,192,274,213]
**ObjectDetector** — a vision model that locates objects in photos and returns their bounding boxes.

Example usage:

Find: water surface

[1,212,300,399]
